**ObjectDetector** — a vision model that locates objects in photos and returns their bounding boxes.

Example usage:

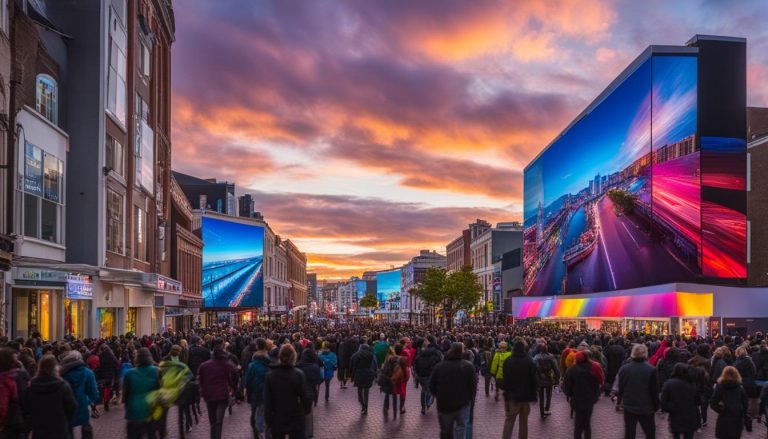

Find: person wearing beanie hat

[123,348,159,437]
[61,350,100,439]
[616,344,659,438]
[563,350,604,439]
[501,340,538,439]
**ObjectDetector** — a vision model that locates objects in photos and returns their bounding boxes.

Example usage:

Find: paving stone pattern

[89,381,761,439]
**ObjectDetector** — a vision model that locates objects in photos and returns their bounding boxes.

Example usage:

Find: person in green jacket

[123,348,159,439]
[153,345,194,438]
[490,341,511,402]
[373,334,390,370]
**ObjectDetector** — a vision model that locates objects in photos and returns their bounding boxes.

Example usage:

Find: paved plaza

[87,381,759,439]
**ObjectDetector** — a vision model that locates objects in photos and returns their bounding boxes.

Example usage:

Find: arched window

[35,74,58,124]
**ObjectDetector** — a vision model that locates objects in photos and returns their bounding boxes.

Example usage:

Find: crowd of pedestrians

[2,320,768,438]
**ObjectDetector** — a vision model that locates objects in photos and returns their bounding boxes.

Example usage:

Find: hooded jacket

[414,345,443,378]
[297,351,323,402]
[563,352,601,409]
[243,354,271,405]
[24,376,77,439]
[350,345,377,388]
[198,351,236,402]
[123,365,160,421]
[264,365,310,433]
[318,350,338,381]
[61,357,100,427]
[710,380,747,439]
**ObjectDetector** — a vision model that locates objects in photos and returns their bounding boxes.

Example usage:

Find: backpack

[378,359,395,392]
[538,357,555,383]
[470,348,481,373]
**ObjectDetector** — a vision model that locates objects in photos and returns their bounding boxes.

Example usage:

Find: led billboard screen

[523,53,747,296]
[202,216,265,308]
[376,269,401,308]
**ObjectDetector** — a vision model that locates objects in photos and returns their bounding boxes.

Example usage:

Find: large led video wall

[523,53,746,296]
[202,216,265,308]
[376,269,401,309]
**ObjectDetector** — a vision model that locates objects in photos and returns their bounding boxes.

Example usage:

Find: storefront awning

[513,291,713,319]
[99,268,182,294]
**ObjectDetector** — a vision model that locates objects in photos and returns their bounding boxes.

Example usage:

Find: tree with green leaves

[413,266,482,328]
[358,294,379,311]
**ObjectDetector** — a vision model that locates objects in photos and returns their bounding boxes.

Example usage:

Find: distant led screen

[376,269,401,308]
[355,280,368,301]
[522,54,744,296]
[202,216,264,308]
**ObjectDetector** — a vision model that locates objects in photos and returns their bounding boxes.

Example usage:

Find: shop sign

[66,275,93,299]
[156,275,182,295]
[16,268,69,283]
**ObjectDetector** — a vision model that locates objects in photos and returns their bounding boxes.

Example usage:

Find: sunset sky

[171,0,768,279]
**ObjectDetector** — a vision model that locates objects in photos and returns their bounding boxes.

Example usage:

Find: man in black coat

[264,345,311,438]
[604,339,626,396]
[414,338,444,414]
[501,340,538,439]
[338,336,359,389]
[187,336,211,378]
[617,344,659,439]
[563,351,603,439]
[350,343,377,414]
[429,342,476,439]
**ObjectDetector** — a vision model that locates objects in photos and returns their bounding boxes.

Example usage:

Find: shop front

[10,268,96,340]
[512,290,714,336]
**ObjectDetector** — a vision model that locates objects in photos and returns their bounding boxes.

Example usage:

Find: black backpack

[378,359,395,392]
[538,357,555,382]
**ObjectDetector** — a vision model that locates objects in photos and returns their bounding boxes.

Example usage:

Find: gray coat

[617,359,659,415]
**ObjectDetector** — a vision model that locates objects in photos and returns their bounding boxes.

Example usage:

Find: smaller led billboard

[202,216,264,308]
[355,280,369,301]
[376,269,401,309]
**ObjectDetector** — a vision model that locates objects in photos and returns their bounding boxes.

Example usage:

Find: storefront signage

[156,275,182,295]
[16,268,70,283]
[66,275,93,300]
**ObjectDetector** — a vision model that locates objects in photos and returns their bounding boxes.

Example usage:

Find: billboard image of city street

[376,269,401,309]
[202,216,265,308]
[524,54,709,296]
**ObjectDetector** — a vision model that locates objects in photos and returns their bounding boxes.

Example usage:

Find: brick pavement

[89,381,762,439]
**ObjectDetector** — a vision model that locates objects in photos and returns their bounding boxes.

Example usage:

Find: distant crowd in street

[2,319,768,439]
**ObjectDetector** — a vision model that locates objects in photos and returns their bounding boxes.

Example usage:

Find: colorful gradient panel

[514,292,713,319]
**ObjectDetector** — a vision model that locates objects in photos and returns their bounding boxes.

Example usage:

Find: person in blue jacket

[242,338,271,439]
[60,350,100,439]
[319,343,339,402]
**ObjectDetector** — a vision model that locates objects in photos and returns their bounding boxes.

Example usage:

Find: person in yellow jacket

[490,341,511,402]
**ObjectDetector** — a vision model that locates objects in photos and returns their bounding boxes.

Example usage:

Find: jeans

[383,393,399,413]
[437,404,471,439]
[483,375,492,396]
[358,386,370,410]
[206,400,228,439]
[538,386,552,417]
[623,411,655,439]
[305,407,314,438]
[324,379,332,401]
[573,405,594,439]
[502,401,530,439]
[419,376,433,410]
[250,403,265,437]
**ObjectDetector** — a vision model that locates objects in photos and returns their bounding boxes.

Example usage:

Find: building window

[19,142,64,243]
[0,0,8,36]
[139,41,151,79]
[134,205,148,261]
[105,134,124,176]
[35,75,58,124]
[107,6,127,125]
[134,94,154,193]
[106,189,125,254]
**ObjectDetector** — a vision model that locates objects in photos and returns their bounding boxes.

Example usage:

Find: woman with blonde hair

[710,365,747,439]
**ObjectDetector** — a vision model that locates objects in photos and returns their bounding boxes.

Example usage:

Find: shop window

[126,307,137,334]
[39,292,50,341]
[35,74,58,124]
[105,134,124,176]
[107,189,125,254]
[99,308,116,338]
[24,194,39,238]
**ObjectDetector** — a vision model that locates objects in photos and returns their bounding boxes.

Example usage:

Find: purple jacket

[198,352,236,402]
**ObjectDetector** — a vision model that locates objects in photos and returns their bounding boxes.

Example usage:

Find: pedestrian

[605,338,626,396]
[563,350,603,439]
[688,344,712,428]
[479,337,494,397]
[380,347,399,416]
[429,342,476,439]
[243,338,270,439]
[350,343,377,414]
[617,344,659,439]
[501,340,538,439]
[490,341,511,402]
[0,347,27,438]
[24,354,77,439]
[533,344,560,420]
[123,347,160,439]
[390,354,411,416]
[297,348,323,438]
[710,365,747,439]
[733,346,758,429]
[60,350,100,439]
[198,341,237,439]
[264,344,311,439]
[156,345,194,439]
[660,363,700,439]
[96,344,119,413]
[318,343,338,402]
[186,336,211,378]
[414,336,443,414]
[373,334,389,369]
[337,336,358,389]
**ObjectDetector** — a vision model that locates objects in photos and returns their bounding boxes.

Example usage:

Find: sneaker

[544,410,552,415]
